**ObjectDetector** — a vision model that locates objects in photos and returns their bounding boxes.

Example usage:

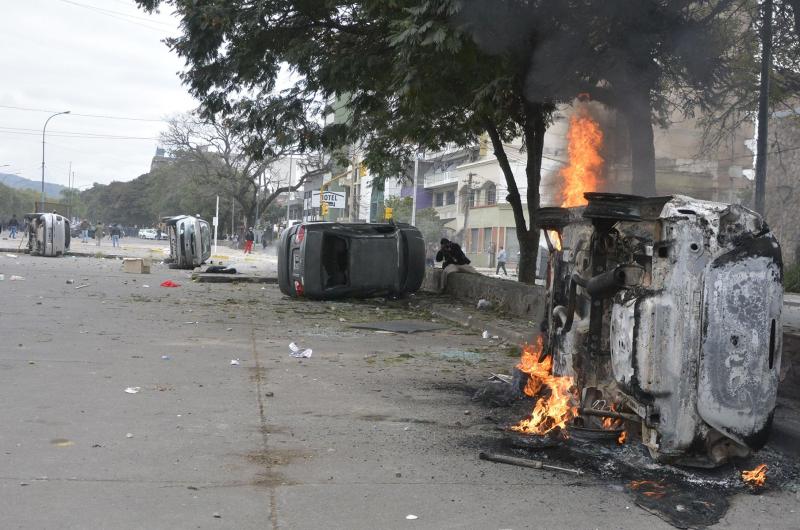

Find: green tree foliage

[0,183,37,224]
[383,196,446,245]
[135,0,756,282]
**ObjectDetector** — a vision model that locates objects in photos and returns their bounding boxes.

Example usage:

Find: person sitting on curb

[435,238,478,292]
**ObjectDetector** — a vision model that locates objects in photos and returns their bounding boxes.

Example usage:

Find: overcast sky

[0,0,197,189]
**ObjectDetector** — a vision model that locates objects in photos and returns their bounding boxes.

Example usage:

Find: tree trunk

[621,89,657,196]
[518,102,547,285]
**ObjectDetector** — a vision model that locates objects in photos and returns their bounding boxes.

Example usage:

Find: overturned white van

[162,215,211,269]
[25,212,70,257]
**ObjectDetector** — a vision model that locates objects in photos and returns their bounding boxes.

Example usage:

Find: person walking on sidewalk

[435,238,478,292]
[110,224,121,247]
[80,219,90,243]
[496,246,508,276]
[243,227,255,254]
[8,214,19,239]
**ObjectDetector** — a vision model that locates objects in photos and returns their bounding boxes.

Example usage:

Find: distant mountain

[0,173,65,197]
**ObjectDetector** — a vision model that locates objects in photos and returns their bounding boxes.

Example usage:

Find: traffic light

[359,163,367,178]
[321,202,329,217]
[384,207,393,220]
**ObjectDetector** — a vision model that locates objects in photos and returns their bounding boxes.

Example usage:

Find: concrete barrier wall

[422,268,546,322]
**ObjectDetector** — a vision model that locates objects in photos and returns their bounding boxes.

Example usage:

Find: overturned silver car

[537,193,782,467]
[162,215,211,269]
[25,212,70,256]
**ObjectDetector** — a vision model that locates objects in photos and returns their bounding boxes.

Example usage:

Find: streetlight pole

[41,110,70,211]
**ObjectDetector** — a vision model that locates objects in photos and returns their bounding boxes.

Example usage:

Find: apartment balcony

[425,171,463,189]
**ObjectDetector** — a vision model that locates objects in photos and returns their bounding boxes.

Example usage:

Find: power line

[0,104,168,122]
[55,0,174,33]
[0,129,159,141]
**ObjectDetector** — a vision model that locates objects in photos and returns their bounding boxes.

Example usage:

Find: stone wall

[422,268,546,322]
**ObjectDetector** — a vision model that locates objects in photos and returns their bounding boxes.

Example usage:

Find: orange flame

[559,111,604,207]
[629,480,667,499]
[511,336,577,436]
[741,464,767,487]
[601,404,623,430]
[547,230,562,251]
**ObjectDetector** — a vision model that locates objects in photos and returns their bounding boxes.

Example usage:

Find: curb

[191,272,277,284]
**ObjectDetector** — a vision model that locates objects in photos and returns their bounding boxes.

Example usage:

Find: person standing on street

[496,246,508,276]
[435,238,478,292]
[95,222,104,246]
[8,214,19,239]
[110,224,121,247]
[243,227,255,254]
[80,219,90,243]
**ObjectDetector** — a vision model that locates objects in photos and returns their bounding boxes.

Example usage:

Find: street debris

[9,275,25,281]
[212,512,221,519]
[230,359,240,365]
[478,451,583,475]
[289,342,313,358]
[125,433,134,438]
[74,284,90,290]
[488,373,512,384]
[66,279,74,284]
[122,258,151,274]
[142,284,150,288]
[0,274,4,281]
[160,280,180,288]
[50,438,74,447]
[124,387,141,394]
[481,330,490,339]
[349,320,446,334]
[476,298,492,310]
[405,515,418,520]
[5,253,18,258]
[205,265,237,274]
[161,355,171,360]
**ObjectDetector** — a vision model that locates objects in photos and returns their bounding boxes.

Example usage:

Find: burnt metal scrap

[537,193,783,467]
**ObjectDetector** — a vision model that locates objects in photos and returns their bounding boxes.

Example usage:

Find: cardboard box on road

[122,258,151,274]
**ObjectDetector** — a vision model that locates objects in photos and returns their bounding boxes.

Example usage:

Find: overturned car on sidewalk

[162,215,211,269]
[535,193,782,467]
[25,212,70,257]
[278,221,426,299]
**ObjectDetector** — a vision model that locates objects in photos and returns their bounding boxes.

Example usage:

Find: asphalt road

[0,253,798,529]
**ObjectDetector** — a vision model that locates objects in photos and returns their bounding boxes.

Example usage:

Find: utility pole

[411,152,420,226]
[286,155,293,225]
[461,172,476,248]
[754,0,773,216]
[41,110,70,211]
[66,162,72,218]
[350,149,358,222]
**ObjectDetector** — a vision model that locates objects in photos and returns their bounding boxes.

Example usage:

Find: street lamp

[41,110,70,210]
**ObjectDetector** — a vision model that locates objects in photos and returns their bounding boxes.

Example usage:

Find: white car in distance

[138,229,157,240]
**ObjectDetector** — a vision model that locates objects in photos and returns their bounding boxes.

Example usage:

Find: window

[483,228,492,252]
[470,228,480,253]
[445,190,455,205]
[468,190,476,208]
[435,192,444,207]
[486,186,496,206]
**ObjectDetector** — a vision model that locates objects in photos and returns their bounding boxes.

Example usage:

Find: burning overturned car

[516,193,782,468]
